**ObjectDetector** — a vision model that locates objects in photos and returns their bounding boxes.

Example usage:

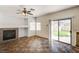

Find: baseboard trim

[33,35,48,39]
[27,35,48,39]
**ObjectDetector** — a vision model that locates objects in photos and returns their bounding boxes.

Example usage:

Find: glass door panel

[59,19,71,44]
[51,21,58,40]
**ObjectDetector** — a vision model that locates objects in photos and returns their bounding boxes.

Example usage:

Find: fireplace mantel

[0,25,28,28]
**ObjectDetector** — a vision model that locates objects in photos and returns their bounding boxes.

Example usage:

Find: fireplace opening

[3,30,16,41]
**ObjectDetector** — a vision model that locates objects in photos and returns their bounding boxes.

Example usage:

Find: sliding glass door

[50,18,72,44]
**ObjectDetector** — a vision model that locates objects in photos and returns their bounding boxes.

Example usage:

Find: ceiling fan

[16,8,35,16]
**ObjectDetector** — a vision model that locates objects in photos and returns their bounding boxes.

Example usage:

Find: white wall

[18,28,28,37]
[37,16,49,38]
[0,12,28,37]
[37,6,79,46]
[0,14,23,27]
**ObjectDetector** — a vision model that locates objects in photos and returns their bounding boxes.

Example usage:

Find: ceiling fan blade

[30,8,35,11]
[29,13,33,15]
[27,12,33,15]
[27,11,31,12]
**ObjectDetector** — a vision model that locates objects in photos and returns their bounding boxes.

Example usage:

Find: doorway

[50,18,72,44]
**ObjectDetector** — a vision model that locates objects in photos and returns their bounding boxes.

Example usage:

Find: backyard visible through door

[51,19,71,44]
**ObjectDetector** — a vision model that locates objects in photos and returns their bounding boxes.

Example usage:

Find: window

[29,22,41,31]
[29,22,35,31]
[37,22,41,31]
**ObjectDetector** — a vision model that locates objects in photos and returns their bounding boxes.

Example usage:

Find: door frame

[49,18,72,45]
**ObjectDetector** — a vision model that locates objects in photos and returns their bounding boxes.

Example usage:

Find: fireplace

[3,30,16,41]
[0,28,18,42]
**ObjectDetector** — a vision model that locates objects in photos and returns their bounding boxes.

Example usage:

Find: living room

[0,5,79,53]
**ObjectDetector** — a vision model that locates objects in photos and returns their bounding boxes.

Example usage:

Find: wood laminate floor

[52,40,79,53]
[0,36,50,53]
[0,36,79,53]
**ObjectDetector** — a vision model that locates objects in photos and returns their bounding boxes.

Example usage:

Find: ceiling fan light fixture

[22,12,26,16]
[16,7,35,16]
